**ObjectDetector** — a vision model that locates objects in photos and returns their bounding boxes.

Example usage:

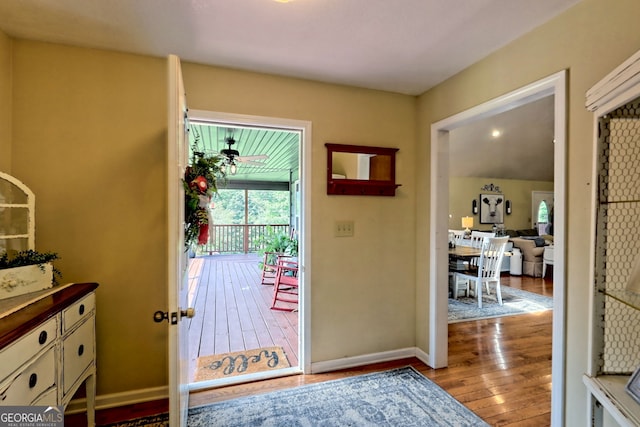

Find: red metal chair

[271,258,299,311]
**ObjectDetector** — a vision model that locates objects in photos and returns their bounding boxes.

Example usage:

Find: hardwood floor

[190,272,554,426]
[66,266,553,426]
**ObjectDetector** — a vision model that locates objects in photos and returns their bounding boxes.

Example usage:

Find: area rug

[449,285,553,323]
[194,346,290,381]
[188,367,489,426]
[103,414,168,427]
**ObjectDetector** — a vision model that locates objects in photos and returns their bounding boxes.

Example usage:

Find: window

[537,201,549,224]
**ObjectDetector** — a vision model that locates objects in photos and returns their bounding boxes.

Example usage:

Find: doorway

[428,71,566,425]
[186,110,311,391]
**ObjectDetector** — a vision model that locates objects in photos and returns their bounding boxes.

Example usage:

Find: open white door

[167,54,192,426]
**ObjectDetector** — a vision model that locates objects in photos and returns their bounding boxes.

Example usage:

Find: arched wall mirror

[325,143,400,196]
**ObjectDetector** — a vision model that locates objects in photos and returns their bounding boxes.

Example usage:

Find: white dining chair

[454,236,509,308]
[448,229,471,298]
[468,231,496,272]
[470,230,495,248]
[448,229,466,247]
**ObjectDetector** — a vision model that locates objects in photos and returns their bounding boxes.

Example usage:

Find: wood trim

[586,48,640,112]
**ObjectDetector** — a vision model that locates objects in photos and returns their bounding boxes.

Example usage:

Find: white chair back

[477,236,509,280]
[470,231,496,248]
[449,229,466,246]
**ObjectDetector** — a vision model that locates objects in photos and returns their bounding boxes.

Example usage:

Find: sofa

[509,237,547,277]
[504,228,539,238]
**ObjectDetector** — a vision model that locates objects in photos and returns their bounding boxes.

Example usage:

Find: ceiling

[0,0,581,96]
[0,0,573,182]
[449,96,555,181]
[189,122,300,184]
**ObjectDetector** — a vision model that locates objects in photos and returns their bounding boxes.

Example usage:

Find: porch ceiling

[189,122,300,184]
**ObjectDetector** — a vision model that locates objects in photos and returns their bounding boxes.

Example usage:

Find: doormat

[194,346,290,381]
[188,367,490,426]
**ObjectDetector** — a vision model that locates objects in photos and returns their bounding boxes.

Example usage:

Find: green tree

[212,189,289,225]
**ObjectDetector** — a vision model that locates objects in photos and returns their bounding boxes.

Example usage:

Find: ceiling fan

[219,133,269,175]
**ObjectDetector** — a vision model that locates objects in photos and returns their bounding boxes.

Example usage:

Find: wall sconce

[472,199,478,215]
[506,200,512,215]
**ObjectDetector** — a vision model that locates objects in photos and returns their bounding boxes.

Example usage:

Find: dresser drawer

[31,386,57,406]
[0,347,56,405]
[62,293,95,332]
[0,315,58,381]
[62,316,94,395]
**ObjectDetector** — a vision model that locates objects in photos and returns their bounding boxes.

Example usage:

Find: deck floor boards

[188,254,299,380]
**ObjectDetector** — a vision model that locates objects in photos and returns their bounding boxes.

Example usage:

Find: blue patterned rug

[188,367,488,426]
[449,285,553,323]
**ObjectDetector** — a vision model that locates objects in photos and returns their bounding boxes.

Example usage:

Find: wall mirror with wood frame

[325,143,400,196]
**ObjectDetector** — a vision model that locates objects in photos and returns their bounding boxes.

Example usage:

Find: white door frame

[428,71,566,426]
[187,110,312,388]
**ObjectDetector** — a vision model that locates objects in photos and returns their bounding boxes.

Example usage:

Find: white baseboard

[311,347,422,373]
[65,386,169,414]
[67,347,435,414]
[414,347,430,366]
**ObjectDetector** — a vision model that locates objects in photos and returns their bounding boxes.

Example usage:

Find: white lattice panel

[597,99,640,374]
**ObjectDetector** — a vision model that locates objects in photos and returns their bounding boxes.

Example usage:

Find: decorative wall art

[479,193,505,224]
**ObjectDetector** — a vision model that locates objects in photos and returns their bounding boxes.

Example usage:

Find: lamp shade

[461,216,474,229]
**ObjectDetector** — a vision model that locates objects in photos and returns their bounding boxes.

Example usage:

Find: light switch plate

[334,220,354,237]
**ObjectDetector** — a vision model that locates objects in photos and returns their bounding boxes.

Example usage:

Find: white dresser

[0,282,98,425]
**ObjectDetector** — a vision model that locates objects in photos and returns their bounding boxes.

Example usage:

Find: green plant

[184,130,226,249]
[0,250,62,284]
[259,227,298,268]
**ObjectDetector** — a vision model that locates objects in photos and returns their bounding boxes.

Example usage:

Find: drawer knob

[38,331,48,345]
[79,304,85,315]
[29,373,37,388]
[78,344,84,356]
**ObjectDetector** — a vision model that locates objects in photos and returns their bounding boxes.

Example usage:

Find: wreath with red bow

[184,150,225,248]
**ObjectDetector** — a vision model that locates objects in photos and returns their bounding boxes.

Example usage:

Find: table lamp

[461,216,474,236]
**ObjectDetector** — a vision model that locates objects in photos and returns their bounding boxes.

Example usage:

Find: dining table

[448,246,482,258]
[448,246,481,275]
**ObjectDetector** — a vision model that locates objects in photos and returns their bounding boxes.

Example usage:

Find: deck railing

[197,224,290,254]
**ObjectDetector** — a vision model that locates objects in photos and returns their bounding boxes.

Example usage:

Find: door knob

[181,308,196,319]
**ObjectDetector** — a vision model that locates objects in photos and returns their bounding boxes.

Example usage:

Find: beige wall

[449,177,553,231]
[10,41,168,393]
[0,31,11,172]
[416,0,640,423]
[182,63,417,363]
[6,40,416,396]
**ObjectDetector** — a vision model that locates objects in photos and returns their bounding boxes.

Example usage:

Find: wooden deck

[186,253,299,381]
